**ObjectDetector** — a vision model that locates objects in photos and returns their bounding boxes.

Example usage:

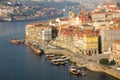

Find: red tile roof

[60,27,99,38]
[113,40,120,44]
[75,30,100,38]
[111,27,120,30]
[60,27,79,36]
[60,18,70,21]
[60,28,73,36]
[79,16,91,21]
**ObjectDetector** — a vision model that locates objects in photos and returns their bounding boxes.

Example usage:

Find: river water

[0,20,119,80]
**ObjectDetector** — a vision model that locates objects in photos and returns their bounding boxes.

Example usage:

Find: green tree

[99,58,109,65]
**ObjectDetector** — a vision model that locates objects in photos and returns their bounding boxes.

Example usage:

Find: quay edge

[24,33,120,80]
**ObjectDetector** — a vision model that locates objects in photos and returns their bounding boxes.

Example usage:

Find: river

[0,20,119,80]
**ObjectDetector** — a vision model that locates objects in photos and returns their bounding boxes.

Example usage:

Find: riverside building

[110,40,120,66]
[58,26,99,55]
[92,1,120,22]
[73,30,99,55]
[100,27,120,53]
[25,22,52,42]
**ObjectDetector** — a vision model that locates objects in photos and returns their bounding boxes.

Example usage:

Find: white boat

[2,17,12,21]
[45,53,55,60]
[51,59,66,65]
[51,59,60,65]
[69,66,80,75]
[69,65,86,76]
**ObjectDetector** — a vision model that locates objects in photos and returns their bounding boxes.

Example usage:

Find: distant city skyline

[20,0,120,3]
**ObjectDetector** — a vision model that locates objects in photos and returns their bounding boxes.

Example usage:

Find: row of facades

[25,1,120,65]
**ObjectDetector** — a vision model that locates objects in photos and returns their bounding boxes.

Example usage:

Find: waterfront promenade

[43,42,120,79]
[25,36,120,79]
[45,48,120,79]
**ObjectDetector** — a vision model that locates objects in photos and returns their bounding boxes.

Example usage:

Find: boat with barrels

[30,45,41,55]
[10,38,23,44]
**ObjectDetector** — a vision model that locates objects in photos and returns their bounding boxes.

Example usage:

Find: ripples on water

[0,21,119,80]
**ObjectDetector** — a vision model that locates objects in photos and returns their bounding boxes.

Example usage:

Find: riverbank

[25,36,120,79]
[46,48,120,79]
[0,14,64,22]
[51,41,120,79]
[1,19,119,80]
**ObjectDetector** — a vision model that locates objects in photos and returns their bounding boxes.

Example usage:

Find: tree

[99,58,109,65]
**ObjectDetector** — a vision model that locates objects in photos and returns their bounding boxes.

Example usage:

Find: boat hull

[45,54,55,60]
[51,60,60,65]
[31,45,41,55]
[69,66,80,75]
[10,39,22,44]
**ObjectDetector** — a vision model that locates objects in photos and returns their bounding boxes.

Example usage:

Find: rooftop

[113,40,120,44]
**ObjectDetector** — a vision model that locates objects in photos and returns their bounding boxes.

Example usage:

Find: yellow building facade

[74,30,99,55]
[84,34,99,55]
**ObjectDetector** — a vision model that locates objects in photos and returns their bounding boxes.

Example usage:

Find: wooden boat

[45,53,55,60]
[59,60,66,65]
[31,45,41,55]
[10,38,22,44]
[51,60,60,65]
[51,58,67,65]
[69,66,80,75]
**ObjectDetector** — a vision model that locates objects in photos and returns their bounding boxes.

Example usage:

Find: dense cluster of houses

[25,1,120,66]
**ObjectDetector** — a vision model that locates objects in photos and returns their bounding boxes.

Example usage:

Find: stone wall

[86,63,120,79]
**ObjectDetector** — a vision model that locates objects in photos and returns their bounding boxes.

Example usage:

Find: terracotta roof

[111,27,120,30]
[110,18,120,23]
[109,7,117,10]
[75,32,84,38]
[60,27,80,36]
[60,24,71,27]
[60,28,73,36]
[60,18,70,21]
[75,30,99,38]
[113,40,120,44]
[60,26,100,39]
[79,16,91,21]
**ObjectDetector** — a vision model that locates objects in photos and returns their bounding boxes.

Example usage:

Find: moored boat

[45,53,55,60]
[50,58,67,65]
[10,38,22,44]
[69,66,80,75]
[51,60,60,65]
[31,45,41,55]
